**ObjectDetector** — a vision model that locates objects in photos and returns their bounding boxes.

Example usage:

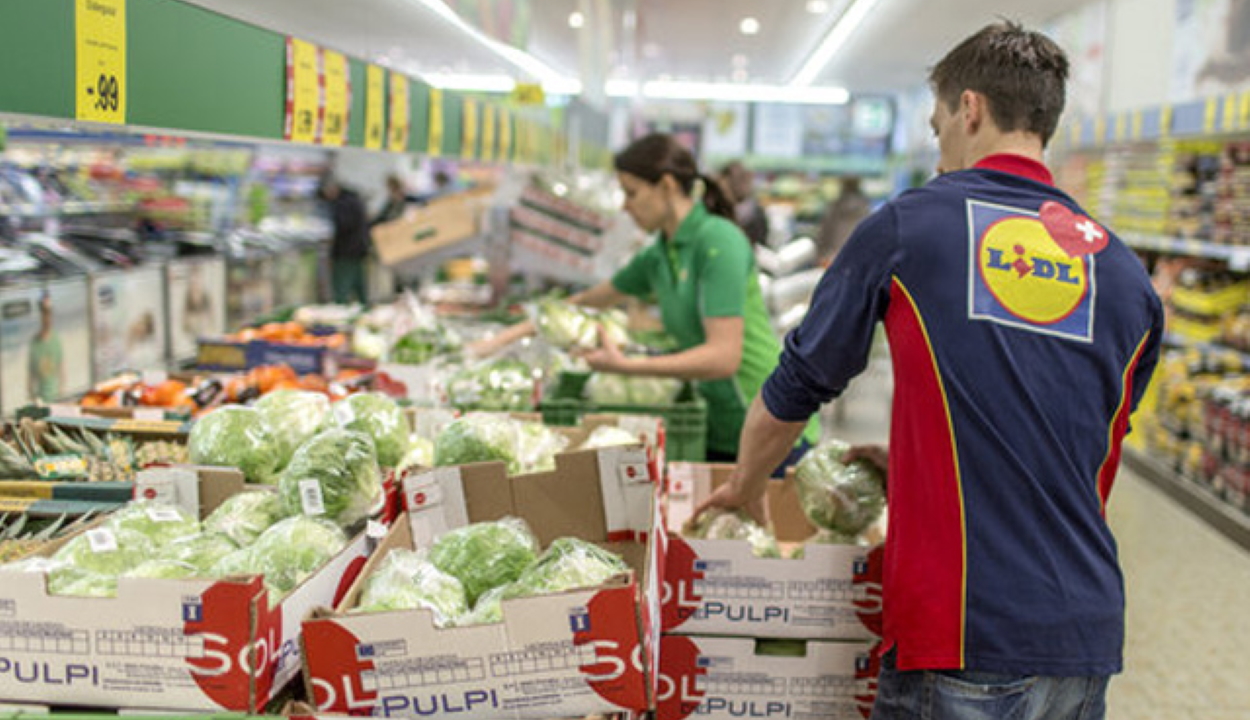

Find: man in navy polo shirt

[697,22,1163,719]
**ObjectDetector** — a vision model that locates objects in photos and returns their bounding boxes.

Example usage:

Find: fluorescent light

[411,0,578,90]
[543,77,584,95]
[422,73,517,92]
[568,11,585,28]
[790,0,884,86]
[605,79,848,104]
[806,0,830,13]
[739,17,761,35]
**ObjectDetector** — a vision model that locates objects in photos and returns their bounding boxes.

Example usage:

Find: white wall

[1104,0,1177,112]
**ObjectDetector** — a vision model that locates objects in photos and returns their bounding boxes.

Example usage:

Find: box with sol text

[0,466,372,713]
[662,463,882,640]
[657,635,879,720]
[301,446,664,720]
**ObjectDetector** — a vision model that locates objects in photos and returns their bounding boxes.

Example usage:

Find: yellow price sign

[388,73,410,152]
[462,99,479,160]
[322,50,349,146]
[285,38,321,143]
[1114,113,1127,142]
[1131,111,1143,140]
[1240,92,1250,130]
[364,65,386,150]
[1204,97,1218,134]
[482,104,497,162]
[499,109,512,159]
[1094,116,1107,144]
[75,0,127,124]
[511,83,545,106]
[428,88,444,156]
[1160,104,1173,137]
[1224,93,1238,132]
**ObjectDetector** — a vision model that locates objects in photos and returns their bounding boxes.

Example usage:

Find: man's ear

[961,89,985,134]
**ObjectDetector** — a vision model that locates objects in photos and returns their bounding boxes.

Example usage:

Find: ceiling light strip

[605,80,848,104]
[789,0,885,87]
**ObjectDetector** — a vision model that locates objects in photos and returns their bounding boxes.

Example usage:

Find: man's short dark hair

[929,21,1069,145]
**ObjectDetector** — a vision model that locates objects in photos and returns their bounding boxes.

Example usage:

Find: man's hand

[844,444,888,474]
[692,475,769,528]
[577,325,633,374]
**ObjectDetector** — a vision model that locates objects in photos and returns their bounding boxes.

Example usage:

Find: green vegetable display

[106,501,200,545]
[390,326,459,365]
[188,406,283,484]
[428,518,539,605]
[434,415,521,474]
[355,549,468,626]
[585,373,682,406]
[255,390,332,468]
[446,358,536,411]
[456,584,510,626]
[159,533,239,573]
[685,508,781,559]
[506,538,629,598]
[515,422,568,474]
[327,392,411,468]
[793,439,886,536]
[279,429,382,528]
[248,517,348,600]
[580,426,641,450]
[534,297,597,349]
[209,547,258,578]
[51,526,154,577]
[203,490,287,546]
[398,436,435,471]
[47,566,117,597]
[125,559,199,580]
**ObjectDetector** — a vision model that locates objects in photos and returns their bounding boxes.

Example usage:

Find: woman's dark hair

[613,133,735,221]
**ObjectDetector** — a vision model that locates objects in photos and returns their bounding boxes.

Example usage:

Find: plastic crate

[540,382,708,462]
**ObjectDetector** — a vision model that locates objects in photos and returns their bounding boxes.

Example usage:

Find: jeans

[871,652,1110,720]
[332,257,367,305]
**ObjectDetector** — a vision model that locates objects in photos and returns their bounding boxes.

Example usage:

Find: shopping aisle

[827,363,1250,720]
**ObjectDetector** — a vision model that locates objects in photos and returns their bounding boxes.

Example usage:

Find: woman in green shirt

[475,133,818,468]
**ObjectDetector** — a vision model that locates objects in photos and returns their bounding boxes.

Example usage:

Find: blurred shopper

[319,176,370,305]
[698,22,1164,720]
[370,174,410,227]
[815,176,871,265]
[719,161,770,246]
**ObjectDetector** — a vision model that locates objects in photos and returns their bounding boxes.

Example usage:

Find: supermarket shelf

[1121,232,1250,270]
[1161,333,1250,367]
[1123,447,1250,553]
[0,200,135,218]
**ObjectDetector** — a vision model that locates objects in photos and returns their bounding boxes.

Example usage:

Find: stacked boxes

[658,463,882,720]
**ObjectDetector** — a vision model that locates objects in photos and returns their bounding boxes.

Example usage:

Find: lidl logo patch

[967,199,1096,342]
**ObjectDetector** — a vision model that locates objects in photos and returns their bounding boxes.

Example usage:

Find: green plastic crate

[539,382,708,462]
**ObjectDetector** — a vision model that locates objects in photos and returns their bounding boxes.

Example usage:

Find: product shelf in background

[1121,232,1250,270]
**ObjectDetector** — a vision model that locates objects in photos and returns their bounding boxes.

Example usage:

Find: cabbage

[255,390,332,468]
[515,422,568,474]
[586,374,632,405]
[629,377,682,405]
[47,566,117,597]
[328,392,411,468]
[52,526,154,576]
[580,426,641,450]
[398,436,435,471]
[125,559,199,580]
[446,358,535,411]
[279,429,382,528]
[355,549,468,626]
[248,517,347,599]
[506,538,629,598]
[203,490,287,546]
[685,509,781,559]
[391,326,459,365]
[793,439,885,536]
[208,547,258,578]
[106,501,200,545]
[434,415,520,474]
[159,533,239,573]
[455,584,509,626]
[429,518,539,605]
[599,309,632,348]
[535,297,597,349]
[188,406,283,484]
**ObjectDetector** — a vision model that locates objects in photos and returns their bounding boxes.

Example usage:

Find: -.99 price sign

[75,0,127,124]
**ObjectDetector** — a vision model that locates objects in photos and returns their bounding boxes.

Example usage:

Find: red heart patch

[1040,201,1108,258]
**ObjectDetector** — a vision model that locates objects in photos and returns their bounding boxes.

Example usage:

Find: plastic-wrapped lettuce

[629,377,682,405]
[327,392,411,468]
[398,436,435,472]
[248,517,347,599]
[534,297,597,349]
[794,439,885,536]
[106,501,200,545]
[586,373,632,405]
[355,549,468,626]
[580,426,641,450]
[125,559,199,580]
[506,538,629,598]
[188,406,283,484]
[279,429,382,528]
[434,415,521,474]
[203,490,287,546]
[47,566,117,597]
[446,358,536,412]
[208,547,258,578]
[51,526,154,577]
[599,309,632,348]
[159,533,239,573]
[685,509,781,559]
[456,584,510,626]
[516,422,568,474]
[255,390,332,468]
[390,326,460,365]
[429,518,539,605]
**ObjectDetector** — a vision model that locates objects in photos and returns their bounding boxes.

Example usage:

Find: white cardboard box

[662,463,882,641]
[0,468,372,713]
[302,447,664,720]
[657,635,879,720]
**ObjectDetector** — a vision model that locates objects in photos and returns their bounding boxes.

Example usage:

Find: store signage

[365,64,386,150]
[322,50,349,147]
[75,0,127,124]
[428,88,444,156]
[285,37,322,144]
[462,98,479,160]
[388,72,409,152]
[511,82,545,106]
[482,103,497,162]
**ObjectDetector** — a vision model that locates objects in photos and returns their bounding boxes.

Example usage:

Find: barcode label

[300,480,326,516]
[146,507,183,523]
[87,528,119,553]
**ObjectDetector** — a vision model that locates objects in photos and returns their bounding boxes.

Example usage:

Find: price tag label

[482,103,497,162]
[285,37,322,144]
[146,506,184,523]
[75,0,127,124]
[365,64,386,150]
[462,98,479,160]
[87,528,118,554]
[499,109,512,159]
[388,72,410,152]
[299,479,326,516]
[322,50,349,147]
[428,88,444,156]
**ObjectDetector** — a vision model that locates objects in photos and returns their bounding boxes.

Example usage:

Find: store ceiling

[182,0,1092,96]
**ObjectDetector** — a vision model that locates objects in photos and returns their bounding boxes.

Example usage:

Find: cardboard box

[657,635,878,720]
[0,467,372,713]
[302,447,663,720]
[661,463,882,641]
[196,338,339,376]
[372,190,488,267]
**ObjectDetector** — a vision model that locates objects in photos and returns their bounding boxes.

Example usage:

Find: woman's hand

[577,325,636,374]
